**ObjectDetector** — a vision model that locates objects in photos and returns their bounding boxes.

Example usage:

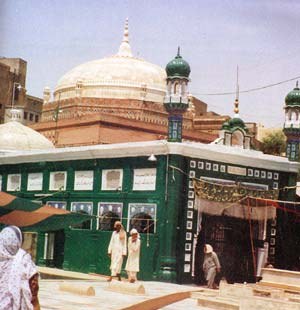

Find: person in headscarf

[125,228,141,283]
[107,221,127,281]
[0,225,40,309]
[203,244,221,289]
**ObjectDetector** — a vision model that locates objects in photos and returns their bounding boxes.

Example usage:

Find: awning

[194,179,279,220]
[0,192,92,231]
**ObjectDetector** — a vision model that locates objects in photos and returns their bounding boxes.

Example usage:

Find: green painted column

[36,232,46,266]
[158,154,186,282]
[62,230,72,270]
[167,114,183,142]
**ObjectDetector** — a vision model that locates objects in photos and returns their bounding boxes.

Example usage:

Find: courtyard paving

[39,279,201,310]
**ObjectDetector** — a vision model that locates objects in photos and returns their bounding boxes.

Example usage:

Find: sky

[1,0,300,128]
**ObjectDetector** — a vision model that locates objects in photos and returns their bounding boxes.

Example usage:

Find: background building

[0,57,43,125]
[31,20,231,147]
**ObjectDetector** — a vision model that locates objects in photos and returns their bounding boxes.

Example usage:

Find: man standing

[125,228,141,283]
[203,244,221,289]
[107,221,127,281]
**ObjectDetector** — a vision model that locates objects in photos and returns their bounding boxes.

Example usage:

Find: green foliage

[260,130,286,156]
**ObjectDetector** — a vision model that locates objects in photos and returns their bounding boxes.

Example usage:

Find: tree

[260,130,286,156]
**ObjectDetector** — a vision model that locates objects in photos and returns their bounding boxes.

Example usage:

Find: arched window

[98,211,120,231]
[129,212,154,234]
[97,202,123,231]
[231,130,244,147]
[174,82,180,94]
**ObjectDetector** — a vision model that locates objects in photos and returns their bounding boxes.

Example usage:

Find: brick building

[0,57,43,125]
[31,20,231,147]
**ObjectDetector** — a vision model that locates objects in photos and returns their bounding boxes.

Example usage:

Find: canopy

[194,179,279,220]
[0,191,92,231]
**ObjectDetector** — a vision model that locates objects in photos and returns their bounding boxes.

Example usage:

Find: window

[97,202,123,230]
[71,202,93,229]
[128,203,156,233]
[49,171,67,191]
[29,113,34,121]
[7,174,21,191]
[24,111,28,119]
[46,201,67,209]
[101,169,123,190]
[174,82,179,94]
[35,115,39,122]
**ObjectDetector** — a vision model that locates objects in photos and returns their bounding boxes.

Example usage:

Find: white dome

[54,20,167,103]
[0,121,54,151]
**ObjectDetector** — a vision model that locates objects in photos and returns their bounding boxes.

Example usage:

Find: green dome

[228,117,246,130]
[285,82,300,106]
[221,121,230,130]
[166,48,191,78]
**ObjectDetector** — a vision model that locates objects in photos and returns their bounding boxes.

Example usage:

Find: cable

[193,75,300,96]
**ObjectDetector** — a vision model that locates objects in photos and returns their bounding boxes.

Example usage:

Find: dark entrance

[45,230,65,268]
[194,215,258,284]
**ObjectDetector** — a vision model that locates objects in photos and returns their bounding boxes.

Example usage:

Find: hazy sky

[1,0,300,127]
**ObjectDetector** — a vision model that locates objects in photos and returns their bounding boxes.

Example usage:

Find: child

[125,228,141,283]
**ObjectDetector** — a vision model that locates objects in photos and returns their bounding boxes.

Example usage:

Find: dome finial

[117,17,133,57]
[296,80,299,88]
[234,65,240,116]
[123,17,129,43]
[177,46,181,57]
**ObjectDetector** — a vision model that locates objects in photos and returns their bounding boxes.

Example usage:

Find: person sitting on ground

[107,221,127,282]
[125,228,141,283]
[0,225,40,309]
[203,244,221,289]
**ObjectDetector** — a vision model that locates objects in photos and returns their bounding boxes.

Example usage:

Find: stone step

[258,281,300,293]
[197,296,239,310]
[191,290,218,299]
[261,268,300,287]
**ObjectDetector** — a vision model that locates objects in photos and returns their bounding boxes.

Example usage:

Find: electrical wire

[193,75,300,96]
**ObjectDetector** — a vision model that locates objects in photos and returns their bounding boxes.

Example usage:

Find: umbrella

[0,191,92,231]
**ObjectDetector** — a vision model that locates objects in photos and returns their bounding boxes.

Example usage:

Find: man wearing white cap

[203,244,221,289]
[107,221,127,281]
[125,228,141,283]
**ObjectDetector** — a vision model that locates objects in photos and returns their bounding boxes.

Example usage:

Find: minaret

[164,47,191,142]
[283,81,300,161]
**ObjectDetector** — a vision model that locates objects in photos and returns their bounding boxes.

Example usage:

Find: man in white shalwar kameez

[125,228,141,283]
[107,221,127,281]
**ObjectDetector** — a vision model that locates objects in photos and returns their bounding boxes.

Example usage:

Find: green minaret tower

[283,81,300,161]
[164,48,191,142]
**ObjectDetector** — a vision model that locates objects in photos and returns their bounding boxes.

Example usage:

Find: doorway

[194,215,258,284]
[44,230,65,268]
